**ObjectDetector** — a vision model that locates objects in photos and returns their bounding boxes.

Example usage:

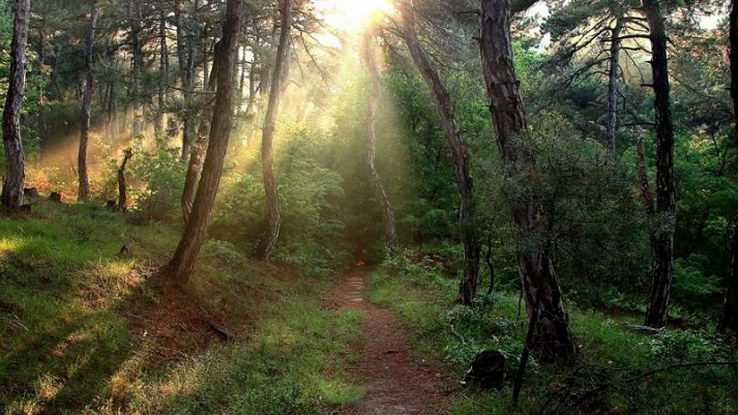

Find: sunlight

[314,0,394,32]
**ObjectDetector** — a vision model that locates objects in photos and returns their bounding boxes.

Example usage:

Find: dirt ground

[326,267,453,415]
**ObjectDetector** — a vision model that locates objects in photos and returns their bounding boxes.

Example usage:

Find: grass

[0,200,364,414]
[369,249,738,414]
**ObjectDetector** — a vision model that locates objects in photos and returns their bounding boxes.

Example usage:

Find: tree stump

[463,350,508,390]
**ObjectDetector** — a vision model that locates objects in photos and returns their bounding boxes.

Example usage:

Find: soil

[327,266,453,415]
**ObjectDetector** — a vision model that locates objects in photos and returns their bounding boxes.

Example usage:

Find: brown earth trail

[326,267,452,415]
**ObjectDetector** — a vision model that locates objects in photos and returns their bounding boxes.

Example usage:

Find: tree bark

[168,0,242,282]
[485,238,496,296]
[397,1,480,305]
[129,0,144,138]
[606,16,623,156]
[177,0,198,160]
[479,0,574,361]
[257,0,292,261]
[182,133,207,224]
[182,47,219,225]
[175,0,190,157]
[202,29,210,92]
[361,28,399,254]
[719,0,738,336]
[238,46,246,114]
[643,0,676,329]
[117,149,133,212]
[78,6,98,202]
[636,138,655,216]
[156,9,167,141]
[1,0,30,210]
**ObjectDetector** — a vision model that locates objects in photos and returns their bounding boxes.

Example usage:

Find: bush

[214,126,348,272]
[129,148,186,222]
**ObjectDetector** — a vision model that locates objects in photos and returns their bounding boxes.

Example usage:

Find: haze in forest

[1,0,737,414]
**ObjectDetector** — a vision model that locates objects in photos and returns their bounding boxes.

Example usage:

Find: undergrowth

[0,200,363,414]
[370,247,738,414]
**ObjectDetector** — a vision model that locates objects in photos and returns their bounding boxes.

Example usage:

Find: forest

[0,0,737,413]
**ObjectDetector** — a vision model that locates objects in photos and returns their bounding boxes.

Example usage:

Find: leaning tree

[168,0,243,281]
[479,0,576,361]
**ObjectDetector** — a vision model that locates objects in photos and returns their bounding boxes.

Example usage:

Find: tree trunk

[606,16,623,155]
[397,1,480,305]
[182,134,207,224]
[175,0,190,157]
[178,0,198,160]
[479,0,575,362]
[182,48,219,225]
[107,72,117,139]
[361,28,398,254]
[78,6,98,202]
[202,26,211,92]
[156,9,167,141]
[245,56,259,118]
[117,149,133,212]
[643,0,676,329]
[238,47,246,114]
[245,31,260,118]
[1,0,30,210]
[129,0,144,138]
[636,138,655,215]
[719,0,738,336]
[257,0,292,261]
[485,238,496,296]
[168,0,242,282]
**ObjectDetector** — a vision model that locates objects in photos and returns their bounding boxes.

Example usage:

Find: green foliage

[0,200,364,414]
[129,148,186,222]
[672,254,723,308]
[372,247,738,415]
[202,239,245,265]
[214,126,348,275]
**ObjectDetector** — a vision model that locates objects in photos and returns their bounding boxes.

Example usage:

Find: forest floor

[2,200,737,414]
[325,267,453,415]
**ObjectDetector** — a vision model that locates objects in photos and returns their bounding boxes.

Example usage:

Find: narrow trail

[326,267,452,415]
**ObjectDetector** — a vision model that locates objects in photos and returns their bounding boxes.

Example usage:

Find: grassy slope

[369,252,738,415]
[0,201,363,414]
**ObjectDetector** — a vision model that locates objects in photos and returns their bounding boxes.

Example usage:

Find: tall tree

[542,0,643,154]
[606,14,623,155]
[362,27,398,254]
[128,0,144,138]
[2,0,30,210]
[396,0,480,305]
[182,53,218,224]
[643,0,676,329]
[175,0,197,159]
[155,8,167,140]
[719,0,738,336]
[78,5,98,202]
[168,0,243,281]
[479,0,575,361]
[257,0,292,261]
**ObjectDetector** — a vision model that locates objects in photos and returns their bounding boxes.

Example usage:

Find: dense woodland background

[1,0,738,413]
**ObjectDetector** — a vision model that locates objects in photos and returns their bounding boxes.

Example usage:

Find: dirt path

[326,267,452,415]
